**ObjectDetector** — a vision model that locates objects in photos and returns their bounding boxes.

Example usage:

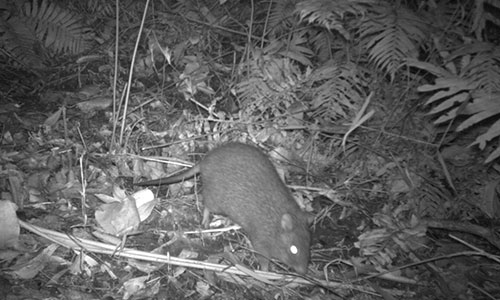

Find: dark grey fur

[136,142,311,274]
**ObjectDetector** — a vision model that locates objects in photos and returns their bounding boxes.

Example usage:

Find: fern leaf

[278,29,313,65]
[360,5,428,80]
[457,94,500,131]
[296,0,373,39]
[462,48,500,93]
[422,78,475,104]
[310,30,336,62]
[23,0,92,55]
[428,92,469,116]
[434,107,460,124]
[267,0,297,37]
[406,59,451,77]
[459,111,498,132]
[472,116,500,163]
[1,17,43,67]
[309,62,364,119]
[472,118,500,150]
[484,147,500,163]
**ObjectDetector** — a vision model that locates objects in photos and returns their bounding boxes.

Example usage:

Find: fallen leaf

[9,244,59,279]
[95,196,141,236]
[0,200,20,249]
[133,189,156,222]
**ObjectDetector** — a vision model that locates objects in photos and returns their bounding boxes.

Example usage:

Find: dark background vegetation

[1,0,500,299]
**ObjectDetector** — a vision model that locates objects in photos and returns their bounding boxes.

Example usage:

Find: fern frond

[236,55,304,122]
[359,5,428,80]
[267,0,298,36]
[458,93,500,131]
[406,59,452,78]
[413,41,500,162]
[259,29,313,66]
[461,45,500,93]
[278,28,314,66]
[0,16,42,68]
[296,0,373,40]
[417,75,476,124]
[74,0,115,16]
[468,93,500,163]
[422,43,500,126]
[23,0,92,55]
[471,111,500,162]
[308,61,365,120]
[309,30,336,61]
